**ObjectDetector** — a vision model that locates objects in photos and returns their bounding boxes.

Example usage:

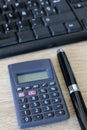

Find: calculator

[8,59,69,129]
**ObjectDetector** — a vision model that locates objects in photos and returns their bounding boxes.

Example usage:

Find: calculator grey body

[8,59,69,129]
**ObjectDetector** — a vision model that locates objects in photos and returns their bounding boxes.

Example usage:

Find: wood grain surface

[0,41,87,130]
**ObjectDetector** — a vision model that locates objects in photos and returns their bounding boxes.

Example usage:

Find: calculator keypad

[17,80,67,124]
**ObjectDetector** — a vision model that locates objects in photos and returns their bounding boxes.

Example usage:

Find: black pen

[57,49,87,130]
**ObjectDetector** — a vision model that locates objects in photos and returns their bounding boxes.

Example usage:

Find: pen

[57,49,87,130]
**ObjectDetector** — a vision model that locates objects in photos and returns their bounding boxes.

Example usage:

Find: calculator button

[41,100,51,106]
[29,96,38,101]
[49,87,57,92]
[21,110,30,116]
[28,90,37,96]
[25,86,31,90]
[41,83,48,87]
[32,108,42,114]
[33,84,40,89]
[22,116,32,123]
[55,110,65,116]
[20,104,29,110]
[51,98,61,104]
[33,114,43,121]
[18,92,25,98]
[40,94,49,100]
[44,112,54,119]
[17,87,23,92]
[49,81,56,86]
[30,102,40,108]
[18,98,28,104]
[42,106,52,112]
[53,104,63,110]
[39,88,47,94]
[50,92,59,98]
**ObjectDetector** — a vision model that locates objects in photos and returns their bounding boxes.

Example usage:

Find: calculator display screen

[17,71,49,83]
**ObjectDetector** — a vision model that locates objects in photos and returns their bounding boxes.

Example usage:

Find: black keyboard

[0,0,87,58]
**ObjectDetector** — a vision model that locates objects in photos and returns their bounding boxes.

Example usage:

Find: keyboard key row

[0,19,84,47]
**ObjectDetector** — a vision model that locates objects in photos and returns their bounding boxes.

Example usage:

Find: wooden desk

[0,41,87,130]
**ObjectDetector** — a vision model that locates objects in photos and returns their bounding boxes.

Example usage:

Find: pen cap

[57,49,77,87]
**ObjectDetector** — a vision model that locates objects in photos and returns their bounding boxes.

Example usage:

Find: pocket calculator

[8,59,69,129]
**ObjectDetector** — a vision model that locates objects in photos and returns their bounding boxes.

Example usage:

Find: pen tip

[57,48,64,54]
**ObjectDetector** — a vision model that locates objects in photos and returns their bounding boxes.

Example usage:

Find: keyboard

[0,0,87,58]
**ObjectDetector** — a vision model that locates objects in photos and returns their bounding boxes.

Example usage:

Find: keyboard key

[25,0,38,9]
[0,14,6,25]
[73,3,83,9]
[17,30,35,43]
[44,6,57,15]
[19,10,32,21]
[54,0,70,13]
[42,12,76,26]
[4,0,17,4]
[29,18,43,29]
[32,7,45,18]
[0,32,17,47]
[3,23,17,33]
[12,2,26,12]
[49,23,66,36]
[65,20,82,33]
[0,25,4,33]
[33,26,51,39]
[1,5,12,14]
[16,20,30,31]
[82,19,87,29]
[37,0,49,7]
[6,12,20,23]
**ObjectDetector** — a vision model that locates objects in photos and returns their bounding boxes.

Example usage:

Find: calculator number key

[41,100,51,106]
[32,108,42,114]
[40,94,49,100]
[21,110,30,116]
[30,102,40,108]
[43,106,52,112]
[33,114,43,121]
[18,98,28,104]
[22,116,32,123]
[20,104,29,110]
[29,96,38,101]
